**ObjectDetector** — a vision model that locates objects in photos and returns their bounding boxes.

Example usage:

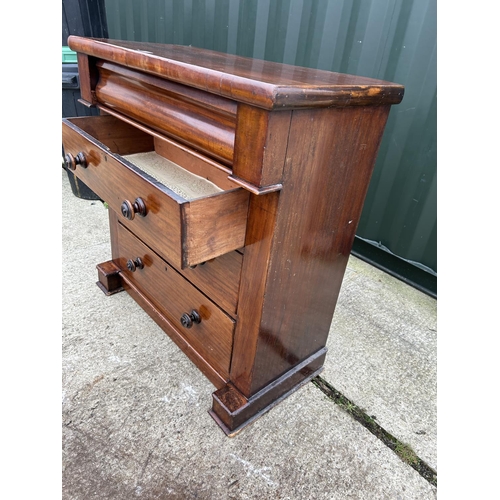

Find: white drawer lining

[123,151,223,200]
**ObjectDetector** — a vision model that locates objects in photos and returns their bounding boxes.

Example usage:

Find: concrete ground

[62,170,437,499]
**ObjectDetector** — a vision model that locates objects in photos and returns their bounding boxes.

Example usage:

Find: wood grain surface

[68,36,404,110]
[62,115,249,268]
[114,221,235,379]
[65,37,404,432]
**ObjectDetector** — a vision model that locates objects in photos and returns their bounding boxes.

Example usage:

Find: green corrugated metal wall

[104,0,437,290]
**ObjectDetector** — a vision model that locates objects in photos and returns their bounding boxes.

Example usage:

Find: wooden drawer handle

[121,198,147,220]
[126,257,144,272]
[188,262,206,269]
[64,152,87,171]
[180,310,201,329]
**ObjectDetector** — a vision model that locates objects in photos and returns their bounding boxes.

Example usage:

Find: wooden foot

[209,347,326,436]
[96,260,124,295]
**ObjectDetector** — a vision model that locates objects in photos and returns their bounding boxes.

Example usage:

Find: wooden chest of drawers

[63,36,403,435]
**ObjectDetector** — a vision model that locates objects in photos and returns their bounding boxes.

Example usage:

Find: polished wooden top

[68,36,404,110]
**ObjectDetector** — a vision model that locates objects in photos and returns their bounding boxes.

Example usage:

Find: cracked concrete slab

[62,171,437,499]
[325,257,437,470]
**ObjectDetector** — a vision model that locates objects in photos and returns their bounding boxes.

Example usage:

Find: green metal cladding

[104,0,437,286]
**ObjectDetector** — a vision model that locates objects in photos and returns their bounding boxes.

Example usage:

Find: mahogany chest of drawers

[62,36,403,435]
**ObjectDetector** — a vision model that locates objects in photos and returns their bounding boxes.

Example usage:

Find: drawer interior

[65,114,154,155]
[66,114,239,197]
[122,151,222,200]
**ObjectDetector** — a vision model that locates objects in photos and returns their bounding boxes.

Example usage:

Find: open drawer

[62,114,250,269]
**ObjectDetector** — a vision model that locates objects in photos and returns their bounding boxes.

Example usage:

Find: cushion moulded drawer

[62,114,250,269]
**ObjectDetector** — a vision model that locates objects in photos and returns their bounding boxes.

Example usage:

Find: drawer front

[62,116,249,269]
[175,251,242,317]
[95,61,237,166]
[115,221,235,378]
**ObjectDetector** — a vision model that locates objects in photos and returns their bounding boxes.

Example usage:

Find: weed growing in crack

[311,375,437,488]
[394,442,419,466]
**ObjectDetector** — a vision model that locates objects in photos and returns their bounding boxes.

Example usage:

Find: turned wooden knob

[64,152,87,171]
[180,310,201,329]
[126,257,144,272]
[121,198,147,220]
[188,262,206,269]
